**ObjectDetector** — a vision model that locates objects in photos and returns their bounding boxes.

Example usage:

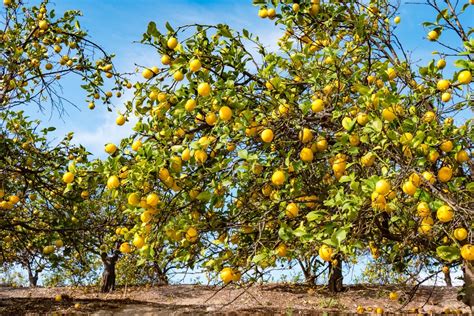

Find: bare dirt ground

[0,284,470,315]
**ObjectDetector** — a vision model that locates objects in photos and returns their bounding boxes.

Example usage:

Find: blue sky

[20,0,472,156]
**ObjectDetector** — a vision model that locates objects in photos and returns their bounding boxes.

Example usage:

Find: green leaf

[238,150,248,160]
[436,246,460,262]
[332,228,347,246]
[306,211,324,222]
[147,22,159,37]
[252,253,266,263]
[196,191,212,202]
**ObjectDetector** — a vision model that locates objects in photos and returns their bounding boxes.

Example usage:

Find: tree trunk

[444,270,452,287]
[297,258,316,285]
[461,262,473,312]
[27,269,38,287]
[100,252,118,293]
[328,257,343,293]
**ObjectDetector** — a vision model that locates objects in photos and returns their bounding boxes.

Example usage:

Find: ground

[0,284,470,315]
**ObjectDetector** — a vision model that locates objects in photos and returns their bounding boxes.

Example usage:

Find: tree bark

[461,262,473,312]
[444,270,452,287]
[328,257,343,293]
[27,268,38,287]
[100,252,119,293]
[297,258,316,285]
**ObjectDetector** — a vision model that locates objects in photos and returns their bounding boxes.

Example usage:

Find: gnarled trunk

[444,269,452,287]
[27,268,38,287]
[100,252,118,293]
[297,257,318,286]
[461,262,473,312]
[328,257,343,293]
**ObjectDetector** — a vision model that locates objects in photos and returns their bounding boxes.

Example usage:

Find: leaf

[306,211,324,222]
[238,150,248,160]
[436,246,460,262]
[147,22,159,37]
[278,226,291,241]
[332,228,347,246]
[165,22,174,33]
[196,191,211,202]
[252,253,266,263]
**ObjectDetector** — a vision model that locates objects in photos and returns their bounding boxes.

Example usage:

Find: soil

[0,284,470,315]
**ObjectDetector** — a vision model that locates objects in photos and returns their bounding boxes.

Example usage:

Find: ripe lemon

[299,128,313,143]
[394,16,400,24]
[382,108,396,121]
[436,59,446,69]
[455,150,469,163]
[185,227,198,243]
[458,70,472,84]
[423,111,436,123]
[261,129,274,143]
[205,112,217,125]
[439,140,453,152]
[189,59,201,72]
[271,170,286,186]
[286,203,299,218]
[454,228,468,241]
[107,175,120,189]
[146,193,160,207]
[133,235,145,249]
[441,92,451,102]
[422,171,436,184]
[161,54,171,65]
[356,113,369,126]
[402,181,417,196]
[140,211,152,223]
[389,291,398,300]
[38,20,48,30]
[437,166,452,182]
[417,202,431,218]
[116,115,126,126]
[332,158,347,173]
[437,205,453,222]
[54,294,62,302]
[131,140,142,151]
[142,68,155,79]
[194,150,208,164]
[127,193,140,206]
[258,8,268,18]
[167,37,178,49]
[181,148,191,161]
[319,245,333,262]
[315,137,328,152]
[460,244,474,261]
[185,99,196,111]
[219,106,232,121]
[428,150,440,163]
[63,172,74,184]
[375,179,391,195]
[197,82,211,96]
[119,242,132,254]
[173,70,184,81]
[55,240,63,248]
[436,79,450,91]
[267,8,276,19]
[386,68,397,80]
[427,30,439,41]
[300,148,313,162]
[311,99,324,112]
[220,267,233,284]
[276,244,288,257]
[361,152,376,166]
[105,143,117,154]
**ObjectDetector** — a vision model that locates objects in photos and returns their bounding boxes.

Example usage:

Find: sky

[8,0,470,285]
[18,0,472,156]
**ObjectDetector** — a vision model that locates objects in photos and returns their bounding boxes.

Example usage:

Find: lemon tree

[105,0,474,300]
[1,0,124,112]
